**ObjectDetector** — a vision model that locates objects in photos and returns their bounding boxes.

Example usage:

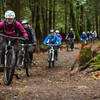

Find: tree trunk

[53,0,56,30]
[15,0,20,20]
[45,0,48,34]
[41,0,46,37]
[65,0,67,33]
[80,5,84,34]
[49,0,52,30]
[1,0,5,15]
[29,0,36,24]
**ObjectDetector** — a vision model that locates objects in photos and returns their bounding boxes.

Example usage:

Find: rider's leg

[28,46,34,66]
[54,46,58,60]
[12,40,18,66]
[71,39,74,50]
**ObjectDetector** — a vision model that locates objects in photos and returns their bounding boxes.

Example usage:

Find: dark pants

[27,46,34,61]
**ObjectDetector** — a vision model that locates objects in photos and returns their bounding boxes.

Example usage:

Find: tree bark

[49,0,52,30]
[53,0,56,30]
[65,0,67,33]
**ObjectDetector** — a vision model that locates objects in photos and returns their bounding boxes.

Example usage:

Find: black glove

[25,36,29,41]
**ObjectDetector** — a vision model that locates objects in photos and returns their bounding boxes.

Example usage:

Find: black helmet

[21,19,29,25]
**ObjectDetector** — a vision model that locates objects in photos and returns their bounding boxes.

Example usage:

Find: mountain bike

[46,44,59,68]
[66,38,74,51]
[15,43,34,79]
[81,39,88,45]
[0,33,25,85]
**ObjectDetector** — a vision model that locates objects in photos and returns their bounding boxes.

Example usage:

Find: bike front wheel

[49,61,54,68]
[4,48,16,85]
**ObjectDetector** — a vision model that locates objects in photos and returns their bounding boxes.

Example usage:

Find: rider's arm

[55,35,61,44]
[16,21,28,38]
[30,27,37,45]
[59,34,62,41]
[85,35,88,40]
[0,22,4,30]
[73,33,75,39]
[43,35,49,44]
[80,35,82,40]
[66,33,69,39]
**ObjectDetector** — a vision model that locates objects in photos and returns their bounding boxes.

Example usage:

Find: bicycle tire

[48,53,54,68]
[4,48,16,85]
[25,55,32,77]
[15,56,24,79]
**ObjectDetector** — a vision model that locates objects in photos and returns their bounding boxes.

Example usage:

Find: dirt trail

[0,43,100,100]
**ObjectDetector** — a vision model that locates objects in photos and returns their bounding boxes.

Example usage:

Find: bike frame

[49,46,55,61]
[5,40,14,67]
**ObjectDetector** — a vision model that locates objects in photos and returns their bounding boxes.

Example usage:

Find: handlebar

[66,38,74,41]
[0,33,25,41]
[19,44,34,46]
[45,44,60,46]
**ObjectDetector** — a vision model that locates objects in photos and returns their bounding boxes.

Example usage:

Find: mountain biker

[0,10,28,65]
[66,28,75,50]
[55,30,62,41]
[21,19,37,66]
[43,29,61,60]
[80,32,88,44]
[93,31,97,39]
[87,31,90,39]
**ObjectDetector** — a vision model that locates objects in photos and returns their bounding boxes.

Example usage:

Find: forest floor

[0,42,100,100]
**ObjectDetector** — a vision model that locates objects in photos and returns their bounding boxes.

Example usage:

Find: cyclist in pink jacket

[55,30,62,41]
[0,10,28,64]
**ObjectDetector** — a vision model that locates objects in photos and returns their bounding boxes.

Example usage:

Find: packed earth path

[0,43,100,100]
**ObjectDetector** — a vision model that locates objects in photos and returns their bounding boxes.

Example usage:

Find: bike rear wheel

[4,48,16,85]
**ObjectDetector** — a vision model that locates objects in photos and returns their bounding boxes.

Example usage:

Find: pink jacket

[0,21,28,38]
[57,34,62,41]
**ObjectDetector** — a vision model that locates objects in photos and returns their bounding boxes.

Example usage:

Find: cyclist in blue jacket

[43,29,61,60]
[80,32,88,40]
[80,32,88,44]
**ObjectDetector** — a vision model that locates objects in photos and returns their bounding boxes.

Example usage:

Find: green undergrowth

[84,54,100,72]
[79,47,92,65]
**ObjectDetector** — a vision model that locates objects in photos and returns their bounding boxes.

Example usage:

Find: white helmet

[21,20,29,25]
[83,32,86,35]
[50,29,54,33]
[55,30,59,33]
[5,10,15,19]
[70,28,73,31]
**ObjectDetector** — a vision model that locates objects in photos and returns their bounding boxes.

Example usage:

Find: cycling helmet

[55,30,59,33]
[83,32,86,35]
[50,29,54,33]
[70,28,73,31]
[5,10,15,19]
[21,20,29,25]
[87,31,89,33]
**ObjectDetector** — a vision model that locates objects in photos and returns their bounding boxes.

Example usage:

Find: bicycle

[81,39,88,45]
[15,43,34,79]
[46,44,59,68]
[66,38,74,51]
[0,33,25,85]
